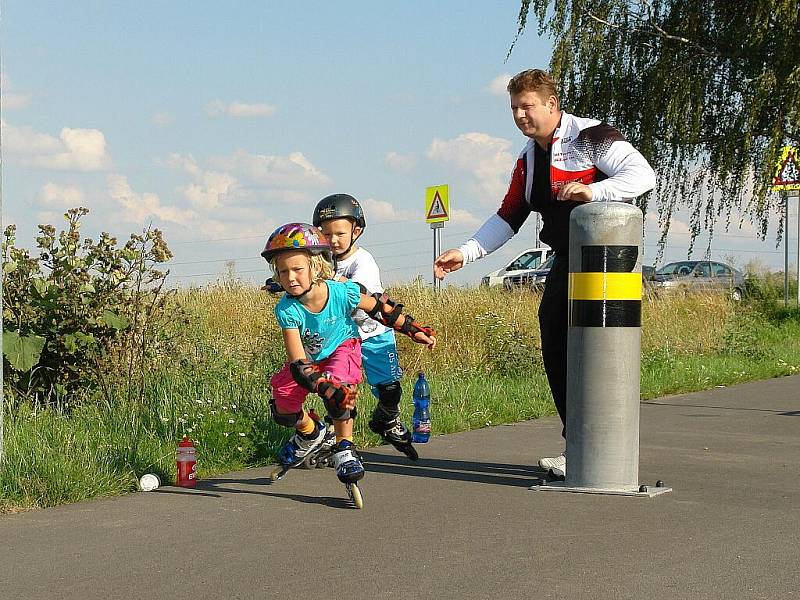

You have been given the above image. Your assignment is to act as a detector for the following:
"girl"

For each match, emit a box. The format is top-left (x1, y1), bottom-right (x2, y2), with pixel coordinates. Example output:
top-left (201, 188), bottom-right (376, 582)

top-left (261, 223), bottom-right (435, 501)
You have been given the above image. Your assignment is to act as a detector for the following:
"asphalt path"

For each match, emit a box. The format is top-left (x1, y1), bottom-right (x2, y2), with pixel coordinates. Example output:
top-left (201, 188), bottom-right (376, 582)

top-left (1, 376), bottom-right (798, 599)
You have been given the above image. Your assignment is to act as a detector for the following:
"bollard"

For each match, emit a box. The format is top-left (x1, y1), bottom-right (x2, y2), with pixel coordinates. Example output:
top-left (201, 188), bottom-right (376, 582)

top-left (533, 201), bottom-right (670, 497)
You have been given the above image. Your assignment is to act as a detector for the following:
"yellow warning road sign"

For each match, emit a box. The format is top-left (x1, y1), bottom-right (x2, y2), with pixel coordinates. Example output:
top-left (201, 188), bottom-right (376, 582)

top-left (771, 146), bottom-right (800, 191)
top-left (425, 184), bottom-right (450, 224)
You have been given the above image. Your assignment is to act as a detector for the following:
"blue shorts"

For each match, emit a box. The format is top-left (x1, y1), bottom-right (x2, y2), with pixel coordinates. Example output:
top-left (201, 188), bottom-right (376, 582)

top-left (361, 329), bottom-right (402, 392)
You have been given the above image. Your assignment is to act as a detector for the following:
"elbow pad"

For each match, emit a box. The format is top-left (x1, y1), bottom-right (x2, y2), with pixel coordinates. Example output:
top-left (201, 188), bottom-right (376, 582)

top-left (366, 292), bottom-right (404, 327)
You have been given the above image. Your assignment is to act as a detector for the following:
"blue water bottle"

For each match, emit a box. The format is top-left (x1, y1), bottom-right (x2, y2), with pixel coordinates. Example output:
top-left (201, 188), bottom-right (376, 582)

top-left (412, 372), bottom-right (431, 444)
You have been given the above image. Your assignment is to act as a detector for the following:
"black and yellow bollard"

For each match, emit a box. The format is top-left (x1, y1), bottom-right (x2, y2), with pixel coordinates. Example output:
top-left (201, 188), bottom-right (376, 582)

top-left (535, 201), bottom-right (670, 497)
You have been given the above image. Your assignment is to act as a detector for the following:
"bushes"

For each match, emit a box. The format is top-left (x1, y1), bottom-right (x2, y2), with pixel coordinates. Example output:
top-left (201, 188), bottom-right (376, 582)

top-left (2, 208), bottom-right (183, 409)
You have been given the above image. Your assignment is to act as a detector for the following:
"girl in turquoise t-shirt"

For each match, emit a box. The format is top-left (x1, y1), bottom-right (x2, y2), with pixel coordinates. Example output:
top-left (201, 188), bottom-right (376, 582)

top-left (262, 223), bottom-right (435, 507)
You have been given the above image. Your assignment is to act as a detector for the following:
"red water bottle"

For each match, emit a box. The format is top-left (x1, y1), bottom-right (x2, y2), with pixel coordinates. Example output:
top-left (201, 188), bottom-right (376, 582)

top-left (176, 436), bottom-right (197, 488)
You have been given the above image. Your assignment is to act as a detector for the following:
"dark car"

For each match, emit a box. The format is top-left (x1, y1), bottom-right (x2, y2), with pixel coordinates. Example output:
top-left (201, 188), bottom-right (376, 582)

top-left (504, 257), bottom-right (656, 292)
top-left (651, 260), bottom-right (746, 300)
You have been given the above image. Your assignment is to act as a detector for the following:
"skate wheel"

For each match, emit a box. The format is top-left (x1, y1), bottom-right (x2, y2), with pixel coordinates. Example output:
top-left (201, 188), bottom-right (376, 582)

top-left (302, 455), bottom-right (317, 469)
top-left (404, 445), bottom-right (419, 461)
top-left (347, 483), bottom-right (364, 509)
top-left (270, 467), bottom-right (286, 482)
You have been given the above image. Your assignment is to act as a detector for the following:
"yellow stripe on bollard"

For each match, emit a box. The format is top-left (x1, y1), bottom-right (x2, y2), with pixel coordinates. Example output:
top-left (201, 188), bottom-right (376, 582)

top-left (568, 272), bottom-right (642, 301)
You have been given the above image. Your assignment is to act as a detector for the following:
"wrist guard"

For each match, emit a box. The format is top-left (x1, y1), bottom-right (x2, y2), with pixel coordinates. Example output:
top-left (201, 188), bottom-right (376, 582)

top-left (289, 358), bottom-right (323, 392)
top-left (317, 376), bottom-right (358, 419)
top-left (366, 293), bottom-right (435, 341)
top-left (289, 359), bottom-right (357, 418)
top-left (396, 315), bottom-right (436, 342)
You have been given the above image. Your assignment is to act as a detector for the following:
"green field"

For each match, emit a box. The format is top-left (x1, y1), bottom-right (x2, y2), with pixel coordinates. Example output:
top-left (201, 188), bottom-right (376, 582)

top-left (2, 283), bottom-right (799, 512)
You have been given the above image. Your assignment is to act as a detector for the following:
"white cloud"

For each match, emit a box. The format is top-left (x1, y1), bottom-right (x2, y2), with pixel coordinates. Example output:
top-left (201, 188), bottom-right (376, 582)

top-left (152, 111), bottom-right (173, 126)
top-left (448, 208), bottom-right (482, 229)
top-left (426, 132), bottom-right (514, 203)
top-left (487, 73), bottom-right (512, 96)
top-left (208, 149), bottom-right (331, 188)
top-left (1, 74), bottom-right (31, 109)
top-left (2, 120), bottom-right (62, 154)
top-left (107, 174), bottom-right (195, 225)
top-left (3, 122), bottom-right (111, 171)
top-left (4, 93), bottom-right (31, 110)
top-left (360, 197), bottom-right (416, 223)
top-left (36, 182), bottom-right (86, 208)
top-left (165, 154), bottom-right (239, 210)
top-left (205, 100), bottom-right (277, 118)
top-left (384, 151), bottom-right (417, 172)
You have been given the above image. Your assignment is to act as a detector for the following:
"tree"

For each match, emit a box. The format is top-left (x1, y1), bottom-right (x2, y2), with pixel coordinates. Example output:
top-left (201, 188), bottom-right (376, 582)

top-left (509, 0), bottom-right (799, 254)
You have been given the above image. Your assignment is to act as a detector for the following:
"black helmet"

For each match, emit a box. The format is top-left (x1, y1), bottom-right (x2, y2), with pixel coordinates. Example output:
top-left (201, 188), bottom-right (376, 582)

top-left (312, 194), bottom-right (366, 229)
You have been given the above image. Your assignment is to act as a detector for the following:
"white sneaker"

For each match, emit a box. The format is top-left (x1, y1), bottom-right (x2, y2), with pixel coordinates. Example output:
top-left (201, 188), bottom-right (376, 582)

top-left (538, 452), bottom-right (565, 470)
top-left (549, 457), bottom-right (566, 478)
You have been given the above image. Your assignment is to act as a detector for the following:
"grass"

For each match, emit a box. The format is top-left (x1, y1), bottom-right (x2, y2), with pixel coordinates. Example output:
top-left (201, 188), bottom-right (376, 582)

top-left (2, 282), bottom-right (800, 512)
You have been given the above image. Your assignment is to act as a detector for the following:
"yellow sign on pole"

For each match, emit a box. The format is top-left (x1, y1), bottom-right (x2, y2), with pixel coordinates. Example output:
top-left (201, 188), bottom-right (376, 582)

top-left (425, 184), bottom-right (450, 224)
top-left (771, 146), bottom-right (800, 191)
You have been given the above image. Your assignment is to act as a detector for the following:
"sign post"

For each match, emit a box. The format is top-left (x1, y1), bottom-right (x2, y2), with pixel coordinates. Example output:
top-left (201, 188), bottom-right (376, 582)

top-left (771, 146), bottom-right (800, 307)
top-left (425, 185), bottom-right (450, 292)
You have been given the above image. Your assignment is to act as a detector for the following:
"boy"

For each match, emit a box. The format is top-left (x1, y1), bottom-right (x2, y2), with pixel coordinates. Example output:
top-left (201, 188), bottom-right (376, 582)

top-left (313, 193), bottom-right (419, 460)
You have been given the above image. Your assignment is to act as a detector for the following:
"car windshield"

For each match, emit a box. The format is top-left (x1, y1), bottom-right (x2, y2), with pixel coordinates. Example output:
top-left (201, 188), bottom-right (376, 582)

top-left (538, 255), bottom-right (555, 271)
top-left (657, 261), bottom-right (697, 277)
top-left (508, 251), bottom-right (544, 270)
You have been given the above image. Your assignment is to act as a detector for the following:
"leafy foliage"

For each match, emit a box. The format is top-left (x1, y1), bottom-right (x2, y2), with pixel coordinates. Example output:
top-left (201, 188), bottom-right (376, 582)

top-left (510, 0), bottom-right (799, 253)
top-left (2, 208), bottom-right (181, 408)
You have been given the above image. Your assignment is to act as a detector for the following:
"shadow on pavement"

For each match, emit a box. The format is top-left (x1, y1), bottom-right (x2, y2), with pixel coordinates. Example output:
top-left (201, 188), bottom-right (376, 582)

top-left (644, 400), bottom-right (800, 415)
top-left (150, 476), bottom-right (353, 509)
top-left (360, 452), bottom-right (546, 488)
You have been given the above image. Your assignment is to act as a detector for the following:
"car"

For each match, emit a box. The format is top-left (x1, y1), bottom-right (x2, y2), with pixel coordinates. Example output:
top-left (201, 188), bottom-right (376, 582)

top-left (650, 260), bottom-right (745, 300)
top-left (503, 254), bottom-right (555, 290)
top-left (502, 257), bottom-right (653, 292)
top-left (481, 246), bottom-right (553, 287)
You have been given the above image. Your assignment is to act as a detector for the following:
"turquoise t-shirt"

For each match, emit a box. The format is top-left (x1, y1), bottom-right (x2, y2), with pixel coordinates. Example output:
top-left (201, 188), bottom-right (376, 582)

top-left (274, 280), bottom-right (361, 361)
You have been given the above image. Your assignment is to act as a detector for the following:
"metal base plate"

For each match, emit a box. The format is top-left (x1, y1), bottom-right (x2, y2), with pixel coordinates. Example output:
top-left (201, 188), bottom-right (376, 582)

top-left (530, 481), bottom-right (672, 497)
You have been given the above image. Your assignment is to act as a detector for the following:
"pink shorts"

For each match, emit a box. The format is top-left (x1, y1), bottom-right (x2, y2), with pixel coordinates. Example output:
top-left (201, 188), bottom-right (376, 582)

top-left (271, 338), bottom-right (363, 414)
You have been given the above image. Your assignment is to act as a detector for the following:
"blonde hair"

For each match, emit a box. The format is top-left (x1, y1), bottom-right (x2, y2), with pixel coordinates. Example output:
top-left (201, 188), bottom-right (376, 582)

top-left (270, 251), bottom-right (333, 283)
top-left (507, 69), bottom-right (559, 108)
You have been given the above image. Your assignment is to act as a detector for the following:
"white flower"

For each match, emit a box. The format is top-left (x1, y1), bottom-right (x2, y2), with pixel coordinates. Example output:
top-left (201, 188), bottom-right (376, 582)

top-left (231, 404), bottom-right (237, 409)
top-left (224, 432), bottom-right (230, 437)
top-left (239, 432), bottom-right (246, 437)
top-left (228, 419), bottom-right (235, 424)
top-left (186, 428), bottom-right (193, 433)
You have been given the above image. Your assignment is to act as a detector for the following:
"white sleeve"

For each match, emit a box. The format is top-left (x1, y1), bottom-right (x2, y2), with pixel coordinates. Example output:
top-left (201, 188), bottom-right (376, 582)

top-left (588, 140), bottom-right (656, 202)
top-left (457, 213), bottom-right (516, 265)
top-left (348, 251), bottom-right (383, 294)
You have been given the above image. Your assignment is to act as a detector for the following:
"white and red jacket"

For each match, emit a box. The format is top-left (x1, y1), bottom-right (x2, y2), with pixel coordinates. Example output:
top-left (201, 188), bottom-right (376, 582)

top-left (459, 111), bottom-right (655, 260)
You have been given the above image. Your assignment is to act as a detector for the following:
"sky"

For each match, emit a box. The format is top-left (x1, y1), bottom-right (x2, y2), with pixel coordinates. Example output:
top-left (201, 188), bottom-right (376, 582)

top-left (2, 1), bottom-right (798, 288)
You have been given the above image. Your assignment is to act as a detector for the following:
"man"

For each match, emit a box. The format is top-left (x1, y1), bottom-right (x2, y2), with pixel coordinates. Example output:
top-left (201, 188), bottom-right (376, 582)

top-left (433, 69), bottom-right (655, 478)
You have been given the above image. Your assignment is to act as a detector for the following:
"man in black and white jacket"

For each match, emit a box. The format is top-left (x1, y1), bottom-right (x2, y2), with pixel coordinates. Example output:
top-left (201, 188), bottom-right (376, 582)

top-left (434, 69), bottom-right (655, 478)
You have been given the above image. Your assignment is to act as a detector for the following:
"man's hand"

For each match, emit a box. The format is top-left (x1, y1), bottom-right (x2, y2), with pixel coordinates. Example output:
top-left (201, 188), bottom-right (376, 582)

top-left (433, 248), bottom-right (465, 280)
top-left (557, 182), bottom-right (593, 202)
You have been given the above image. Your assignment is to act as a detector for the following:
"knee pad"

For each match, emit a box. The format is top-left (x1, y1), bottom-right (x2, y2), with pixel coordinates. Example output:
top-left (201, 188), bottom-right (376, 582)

top-left (269, 398), bottom-right (302, 428)
top-left (322, 383), bottom-right (358, 421)
top-left (376, 381), bottom-right (402, 410)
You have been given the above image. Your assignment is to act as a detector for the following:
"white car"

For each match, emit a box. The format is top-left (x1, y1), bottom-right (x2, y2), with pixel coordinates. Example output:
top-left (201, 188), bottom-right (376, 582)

top-left (480, 246), bottom-right (553, 287)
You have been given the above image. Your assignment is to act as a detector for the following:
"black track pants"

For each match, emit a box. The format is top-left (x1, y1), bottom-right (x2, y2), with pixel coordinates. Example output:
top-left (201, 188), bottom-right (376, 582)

top-left (538, 255), bottom-right (569, 439)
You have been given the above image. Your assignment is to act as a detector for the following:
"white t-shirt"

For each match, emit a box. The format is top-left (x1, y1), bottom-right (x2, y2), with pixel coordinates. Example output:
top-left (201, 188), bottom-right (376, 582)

top-left (336, 247), bottom-right (390, 340)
